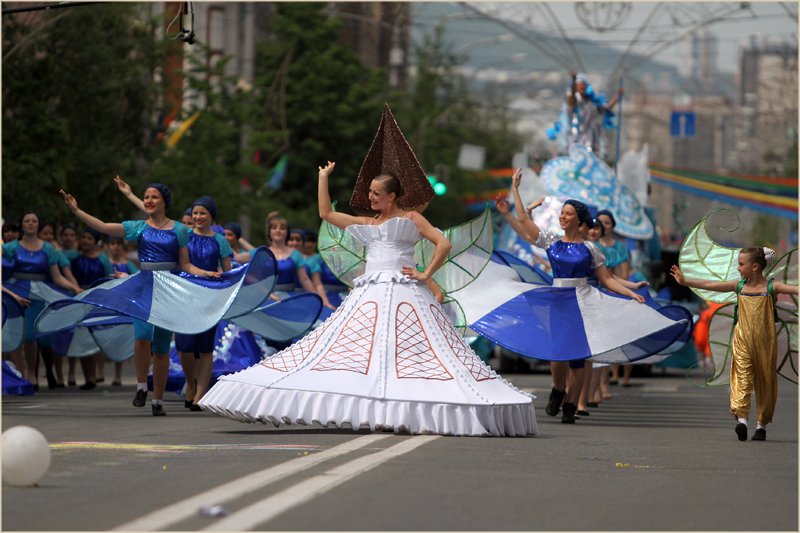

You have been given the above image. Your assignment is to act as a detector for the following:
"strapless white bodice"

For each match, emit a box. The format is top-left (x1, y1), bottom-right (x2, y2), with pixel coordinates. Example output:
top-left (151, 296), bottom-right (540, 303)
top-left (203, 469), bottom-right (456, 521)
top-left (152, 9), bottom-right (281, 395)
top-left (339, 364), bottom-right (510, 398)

top-left (346, 217), bottom-right (422, 275)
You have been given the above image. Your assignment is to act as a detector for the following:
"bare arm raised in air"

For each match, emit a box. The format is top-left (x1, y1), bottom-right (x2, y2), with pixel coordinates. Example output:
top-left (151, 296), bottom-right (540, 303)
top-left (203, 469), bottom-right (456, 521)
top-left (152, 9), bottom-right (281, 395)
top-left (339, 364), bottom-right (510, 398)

top-left (115, 176), bottom-right (146, 213)
top-left (318, 162), bottom-right (369, 230)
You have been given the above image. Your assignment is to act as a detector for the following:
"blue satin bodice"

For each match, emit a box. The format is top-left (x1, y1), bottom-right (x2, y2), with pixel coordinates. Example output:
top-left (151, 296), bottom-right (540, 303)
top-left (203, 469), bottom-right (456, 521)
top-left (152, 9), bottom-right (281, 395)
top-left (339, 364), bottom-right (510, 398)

top-left (546, 241), bottom-right (594, 279)
top-left (138, 227), bottom-right (180, 264)
top-left (114, 263), bottom-right (133, 275)
top-left (71, 254), bottom-right (110, 287)
top-left (276, 254), bottom-right (301, 285)
top-left (185, 232), bottom-right (222, 272)
top-left (7, 244), bottom-right (51, 274)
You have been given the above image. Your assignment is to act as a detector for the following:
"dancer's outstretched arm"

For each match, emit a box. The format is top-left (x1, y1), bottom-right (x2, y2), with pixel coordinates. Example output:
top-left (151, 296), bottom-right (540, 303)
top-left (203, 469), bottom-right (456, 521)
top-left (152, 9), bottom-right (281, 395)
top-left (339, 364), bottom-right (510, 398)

top-left (510, 167), bottom-right (544, 243)
top-left (773, 282), bottom-right (799, 295)
top-left (613, 275), bottom-right (648, 291)
top-left (401, 212), bottom-right (452, 282)
top-left (495, 194), bottom-right (536, 245)
top-left (115, 176), bottom-right (146, 213)
top-left (318, 161), bottom-right (368, 230)
top-left (595, 266), bottom-right (644, 303)
top-left (670, 265), bottom-right (737, 293)
top-left (60, 190), bottom-right (126, 237)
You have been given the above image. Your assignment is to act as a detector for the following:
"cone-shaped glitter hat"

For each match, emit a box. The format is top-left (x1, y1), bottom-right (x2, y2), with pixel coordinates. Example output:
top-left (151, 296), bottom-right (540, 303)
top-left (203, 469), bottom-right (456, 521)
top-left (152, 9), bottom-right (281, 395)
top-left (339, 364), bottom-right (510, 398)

top-left (349, 104), bottom-right (435, 215)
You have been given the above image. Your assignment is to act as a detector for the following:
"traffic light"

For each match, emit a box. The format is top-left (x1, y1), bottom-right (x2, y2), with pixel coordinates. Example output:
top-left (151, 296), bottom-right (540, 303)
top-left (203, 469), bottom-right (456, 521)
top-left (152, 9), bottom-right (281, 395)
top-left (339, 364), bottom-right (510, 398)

top-left (427, 164), bottom-right (449, 196)
top-left (427, 175), bottom-right (447, 195)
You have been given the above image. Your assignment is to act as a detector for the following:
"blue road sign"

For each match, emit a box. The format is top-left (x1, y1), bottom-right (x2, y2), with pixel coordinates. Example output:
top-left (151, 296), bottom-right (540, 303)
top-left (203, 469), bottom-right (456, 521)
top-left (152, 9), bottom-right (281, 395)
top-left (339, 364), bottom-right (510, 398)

top-left (670, 111), bottom-right (696, 138)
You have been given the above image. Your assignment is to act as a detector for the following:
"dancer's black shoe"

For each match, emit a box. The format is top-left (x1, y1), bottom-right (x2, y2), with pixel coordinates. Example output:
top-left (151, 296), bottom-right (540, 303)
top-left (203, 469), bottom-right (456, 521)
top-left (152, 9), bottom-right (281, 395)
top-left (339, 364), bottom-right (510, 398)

top-left (561, 402), bottom-right (577, 424)
top-left (545, 388), bottom-right (566, 417)
top-left (751, 428), bottom-right (766, 441)
top-left (132, 389), bottom-right (147, 407)
top-left (152, 403), bottom-right (166, 416)
top-left (735, 422), bottom-right (747, 441)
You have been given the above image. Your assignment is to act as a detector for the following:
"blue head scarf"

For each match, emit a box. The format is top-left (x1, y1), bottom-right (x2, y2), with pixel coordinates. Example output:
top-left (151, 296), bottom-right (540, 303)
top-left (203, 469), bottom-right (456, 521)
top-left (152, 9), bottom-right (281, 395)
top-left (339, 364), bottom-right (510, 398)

top-left (144, 183), bottom-right (172, 209)
top-left (596, 209), bottom-right (616, 228)
top-left (223, 222), bottom-right (242, 239)
top-left (192, 196), bottom-right (217, 220)
top-left (564, 199), bottom-right (593, 228)
top-left (591, 218), bottom-right (606, 237)
top-left (83, 227), bottom-right (102, 244)
top-left (60, 224), bottom-right (76, 237)
top-left (183, 207), bottom-right (193, 218)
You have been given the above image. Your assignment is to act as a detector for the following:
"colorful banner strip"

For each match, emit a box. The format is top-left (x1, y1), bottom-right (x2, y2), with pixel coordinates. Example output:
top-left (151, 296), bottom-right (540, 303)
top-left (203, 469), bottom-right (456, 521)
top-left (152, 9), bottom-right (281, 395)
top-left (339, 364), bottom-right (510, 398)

top-left (650, 168), bottom-right (797, 219)
top-left (650, 164), bottom-right (797, 197)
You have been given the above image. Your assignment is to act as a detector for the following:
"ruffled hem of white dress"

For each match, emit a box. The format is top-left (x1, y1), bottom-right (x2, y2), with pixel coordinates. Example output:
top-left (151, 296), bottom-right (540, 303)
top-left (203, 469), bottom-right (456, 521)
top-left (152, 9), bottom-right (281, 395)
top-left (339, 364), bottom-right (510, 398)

top-left (198, 381), bottom-right (537, 437)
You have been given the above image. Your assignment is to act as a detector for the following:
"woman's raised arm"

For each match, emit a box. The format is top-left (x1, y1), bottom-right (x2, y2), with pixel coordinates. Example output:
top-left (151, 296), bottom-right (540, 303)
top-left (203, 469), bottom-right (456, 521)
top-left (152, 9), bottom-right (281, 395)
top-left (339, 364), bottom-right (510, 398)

top-left (60, 190), bottom-right (126, 238)
top-left (115, 176), bottom-right (146, 213)
top-left (318, 161), bottom-right (367, 230)
top-left (510, 168), bottom-right (543, 243)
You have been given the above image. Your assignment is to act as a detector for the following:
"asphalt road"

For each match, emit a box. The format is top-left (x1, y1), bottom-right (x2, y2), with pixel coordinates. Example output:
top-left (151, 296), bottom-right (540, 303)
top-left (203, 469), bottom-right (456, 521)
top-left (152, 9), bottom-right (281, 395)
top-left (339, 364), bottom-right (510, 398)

top-left (2, 365), bottom-right (797, 531)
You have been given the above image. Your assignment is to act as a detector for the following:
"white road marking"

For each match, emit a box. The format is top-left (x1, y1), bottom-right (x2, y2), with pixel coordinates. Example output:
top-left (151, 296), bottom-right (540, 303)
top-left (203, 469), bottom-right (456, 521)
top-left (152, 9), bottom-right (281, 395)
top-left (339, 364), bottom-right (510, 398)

top-left (203, 435), bottom-right (441, 531)
top-left (19, 404), bottom-right (48, 409)
top-left (111, 433), bottom-right (392, 531)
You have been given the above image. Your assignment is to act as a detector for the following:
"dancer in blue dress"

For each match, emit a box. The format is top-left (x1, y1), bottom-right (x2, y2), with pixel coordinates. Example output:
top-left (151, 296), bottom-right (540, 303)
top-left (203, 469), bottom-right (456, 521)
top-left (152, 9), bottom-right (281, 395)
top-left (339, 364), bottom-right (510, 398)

top-left (37, 183), bottom-right (276, 416)
top-left (3, 212), bottom-right (82, 389)
top-left (67, 227), bottom-right (114, 388)
top-left (463, 169), bottom-right (687, 422)
top-left (107, 235), bottom-right (139, 277)
top-left (174, 196), bottom-right (234, 411)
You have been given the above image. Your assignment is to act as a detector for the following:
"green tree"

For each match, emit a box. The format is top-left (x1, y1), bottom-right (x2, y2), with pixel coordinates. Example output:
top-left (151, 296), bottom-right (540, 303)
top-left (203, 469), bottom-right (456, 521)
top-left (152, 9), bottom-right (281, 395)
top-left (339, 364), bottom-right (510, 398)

top-left (2, 4), bottom-right (164, 227)
top-left (387, 27), bottom-right (525, 229)
top-left (142, 52), bottom-right (269, 228)
top-left (245, 3), bottom-right (386, 242)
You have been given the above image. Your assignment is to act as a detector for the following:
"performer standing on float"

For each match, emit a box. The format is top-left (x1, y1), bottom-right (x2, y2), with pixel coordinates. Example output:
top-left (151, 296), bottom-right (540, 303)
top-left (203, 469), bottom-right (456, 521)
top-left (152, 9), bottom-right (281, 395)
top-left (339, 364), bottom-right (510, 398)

top-left (547, 72), bottom-right (623, 158)
top-left (200, 105), bottom-right (536, 436)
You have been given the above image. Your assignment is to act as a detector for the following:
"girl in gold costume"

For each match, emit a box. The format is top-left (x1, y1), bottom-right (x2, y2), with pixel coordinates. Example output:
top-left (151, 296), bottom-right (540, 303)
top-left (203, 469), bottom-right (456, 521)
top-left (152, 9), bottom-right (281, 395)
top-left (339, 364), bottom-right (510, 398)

top-left (671, 247), bottom-right (798, 441)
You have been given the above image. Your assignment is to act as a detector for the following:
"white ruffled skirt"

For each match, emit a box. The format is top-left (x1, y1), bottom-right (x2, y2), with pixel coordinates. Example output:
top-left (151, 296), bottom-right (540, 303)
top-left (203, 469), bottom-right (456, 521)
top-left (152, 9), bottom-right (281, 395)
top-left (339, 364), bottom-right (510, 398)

top-left (199, 270), bottom-right (537, 436)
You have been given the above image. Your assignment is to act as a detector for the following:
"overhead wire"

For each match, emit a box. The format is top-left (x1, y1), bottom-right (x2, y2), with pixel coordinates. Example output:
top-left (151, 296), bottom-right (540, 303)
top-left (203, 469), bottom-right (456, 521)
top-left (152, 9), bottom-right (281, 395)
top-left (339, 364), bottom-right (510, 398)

top-left (541, 2), bottom-right (586, 72)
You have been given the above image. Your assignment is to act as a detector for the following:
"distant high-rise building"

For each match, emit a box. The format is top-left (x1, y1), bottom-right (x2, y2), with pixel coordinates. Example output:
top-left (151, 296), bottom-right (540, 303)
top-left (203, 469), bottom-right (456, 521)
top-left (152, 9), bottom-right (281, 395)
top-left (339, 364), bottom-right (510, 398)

top-left (334, 3), bottom-right (410, 88)
top-left (731, 34), bottom-right (798, 172)
top-left (679, 30), bottom-right (718, 79)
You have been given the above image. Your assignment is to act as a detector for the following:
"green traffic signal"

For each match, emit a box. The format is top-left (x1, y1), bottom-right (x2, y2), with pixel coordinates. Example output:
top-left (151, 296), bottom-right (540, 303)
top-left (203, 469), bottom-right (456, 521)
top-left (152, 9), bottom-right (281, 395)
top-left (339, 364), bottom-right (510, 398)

top-left (433, 182), bottom-right (446, 195)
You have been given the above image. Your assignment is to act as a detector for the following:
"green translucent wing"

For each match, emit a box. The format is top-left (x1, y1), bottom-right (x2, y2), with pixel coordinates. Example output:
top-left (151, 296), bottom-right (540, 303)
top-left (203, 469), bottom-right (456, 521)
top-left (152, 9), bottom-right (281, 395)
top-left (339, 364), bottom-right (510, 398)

top-left (318, 203), bottom-right (366, 289)
top-left (766, 248), bottom-right (798, 383)
top-left (706, 302), bottom-right (798, 386)
top-left (441, 297), bottom-right (468, 336)
top-left (766, 248), bottom-right (798, 289)
top-left (776, 305), bottom-right (798, 384)
top-left (678, 209), bottom-right (741, 304)
top-left (706, 303), bottom-right (735, 385)
top-left (415, 205), bottom-right (493, 294)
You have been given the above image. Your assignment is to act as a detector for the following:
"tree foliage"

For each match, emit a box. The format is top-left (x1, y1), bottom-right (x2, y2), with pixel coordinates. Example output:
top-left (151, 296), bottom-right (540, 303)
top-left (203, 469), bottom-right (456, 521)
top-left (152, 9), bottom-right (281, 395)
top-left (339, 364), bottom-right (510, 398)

top-left (2, 3), bottom-right (163, 227)
top-left (2, 3), bottom-right (525, 241)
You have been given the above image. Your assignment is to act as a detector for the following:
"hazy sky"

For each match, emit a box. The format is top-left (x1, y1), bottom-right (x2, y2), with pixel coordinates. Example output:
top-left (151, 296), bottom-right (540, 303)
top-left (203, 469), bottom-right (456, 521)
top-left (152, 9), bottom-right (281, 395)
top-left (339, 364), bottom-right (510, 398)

top-left (542, 2), bottom-right (797, 73)
top-left (412, 2), bottom-right (798, 74)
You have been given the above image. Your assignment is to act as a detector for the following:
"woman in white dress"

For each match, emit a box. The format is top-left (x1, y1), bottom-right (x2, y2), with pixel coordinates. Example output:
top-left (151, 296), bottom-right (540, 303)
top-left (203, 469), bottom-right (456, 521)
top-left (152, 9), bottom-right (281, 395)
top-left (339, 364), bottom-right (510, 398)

top-left (199, 106), bottom-right (536, 436)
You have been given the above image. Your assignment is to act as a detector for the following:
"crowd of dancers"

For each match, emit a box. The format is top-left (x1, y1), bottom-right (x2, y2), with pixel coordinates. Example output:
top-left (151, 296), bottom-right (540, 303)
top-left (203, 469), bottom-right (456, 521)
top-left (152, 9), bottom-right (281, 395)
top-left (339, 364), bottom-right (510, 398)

top-left (3, 104), bottom-right (793, 441)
